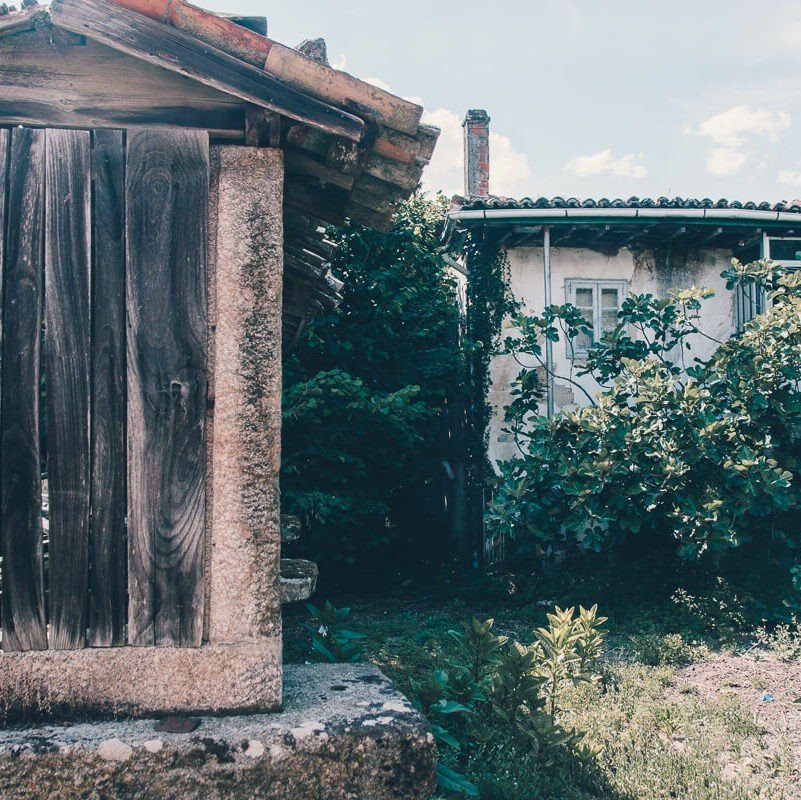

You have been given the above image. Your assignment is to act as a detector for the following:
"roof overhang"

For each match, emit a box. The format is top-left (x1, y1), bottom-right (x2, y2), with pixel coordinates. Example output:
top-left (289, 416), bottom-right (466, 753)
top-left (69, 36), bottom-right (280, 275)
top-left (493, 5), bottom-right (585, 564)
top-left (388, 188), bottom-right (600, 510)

top-left (448, 206), bottom-right (801, 251)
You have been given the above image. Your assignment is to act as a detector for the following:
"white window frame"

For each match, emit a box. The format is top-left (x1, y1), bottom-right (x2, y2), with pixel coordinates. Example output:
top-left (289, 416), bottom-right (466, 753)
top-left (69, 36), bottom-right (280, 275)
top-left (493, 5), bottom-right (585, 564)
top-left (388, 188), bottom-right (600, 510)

top-left (564, 278), bottom-right (627, 359)
top-left (764, 235), bottom-right (801, 268)
top-left (737, 234), bottom-right (800, 331)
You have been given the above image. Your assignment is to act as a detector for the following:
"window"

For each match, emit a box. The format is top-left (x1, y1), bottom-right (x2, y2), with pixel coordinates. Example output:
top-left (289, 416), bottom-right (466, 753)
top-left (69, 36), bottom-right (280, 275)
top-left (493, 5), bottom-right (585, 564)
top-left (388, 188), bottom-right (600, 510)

top-left (737, 236), bottom-right (800, 330)
top-left (564, 279), bottom-right (626, 358)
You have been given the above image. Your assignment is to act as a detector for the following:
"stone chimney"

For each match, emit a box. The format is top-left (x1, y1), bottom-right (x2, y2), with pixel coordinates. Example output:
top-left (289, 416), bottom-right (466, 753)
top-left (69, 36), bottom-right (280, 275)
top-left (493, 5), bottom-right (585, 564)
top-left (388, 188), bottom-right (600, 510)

top-left (463, 109), bottom-right (490, 197)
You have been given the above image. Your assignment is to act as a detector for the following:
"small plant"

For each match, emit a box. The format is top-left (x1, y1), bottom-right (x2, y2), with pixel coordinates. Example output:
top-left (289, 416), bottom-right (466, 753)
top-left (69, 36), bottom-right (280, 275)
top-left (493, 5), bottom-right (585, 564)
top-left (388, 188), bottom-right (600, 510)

top-left (409, 669), bottom-right (479, 798)
top-left (534, 605), bottom-right (607, 720)
top-left (303, 601), bottom-right (366, 663)
top-left (671, 579), bottom-right (748, 643)
top-left (447, 617), bottom-right (507, 693)
top-left (755, 615), bottom-right (801, 662)
top-left (629, 632), bottom-right (708, 666)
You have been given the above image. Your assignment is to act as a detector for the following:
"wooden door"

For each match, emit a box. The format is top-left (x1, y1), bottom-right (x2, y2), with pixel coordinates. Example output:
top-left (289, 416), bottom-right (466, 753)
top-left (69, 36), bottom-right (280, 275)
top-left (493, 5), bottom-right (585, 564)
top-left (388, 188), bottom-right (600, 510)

top-left (0, 126), bottom-right (209, 651)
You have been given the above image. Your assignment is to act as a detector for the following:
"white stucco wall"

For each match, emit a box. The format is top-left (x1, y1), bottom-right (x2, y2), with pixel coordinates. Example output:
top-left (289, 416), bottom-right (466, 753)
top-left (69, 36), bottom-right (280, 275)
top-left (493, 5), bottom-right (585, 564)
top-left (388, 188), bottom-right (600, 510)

top-left (489, 244), bottom-right (738, 464)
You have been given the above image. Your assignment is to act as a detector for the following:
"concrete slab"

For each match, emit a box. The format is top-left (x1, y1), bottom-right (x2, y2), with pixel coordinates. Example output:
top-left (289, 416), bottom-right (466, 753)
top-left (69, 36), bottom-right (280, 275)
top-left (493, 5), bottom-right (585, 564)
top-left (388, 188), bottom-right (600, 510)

top-left (0, 664), bottom-right (436, 800)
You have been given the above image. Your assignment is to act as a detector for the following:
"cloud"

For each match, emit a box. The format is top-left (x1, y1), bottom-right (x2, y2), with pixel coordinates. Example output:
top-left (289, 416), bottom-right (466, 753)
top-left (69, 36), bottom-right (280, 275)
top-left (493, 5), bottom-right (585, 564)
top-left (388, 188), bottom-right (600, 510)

top-left (778, 169), bottom-right (801, 187)
top-left (706, 147), bottom-right (747, 177)
top-left (489, 131), bottom-right (533, 197)
top-left (330, 53), bottom-right (348, 71)
top-left (693, 105), bottom-right (790, 176)
top-left (363, 77), bottom-right (533, 197)
top-left (417, 107), bottom-right (532, 197)
top-left (564, 148), bottom-right (647, 179)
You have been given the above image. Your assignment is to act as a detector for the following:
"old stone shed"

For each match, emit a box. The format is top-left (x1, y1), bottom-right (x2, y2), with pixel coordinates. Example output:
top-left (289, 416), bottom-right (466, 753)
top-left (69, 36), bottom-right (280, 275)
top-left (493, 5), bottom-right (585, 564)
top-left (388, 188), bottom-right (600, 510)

top-left (0, 0), bottom-right (437, 717)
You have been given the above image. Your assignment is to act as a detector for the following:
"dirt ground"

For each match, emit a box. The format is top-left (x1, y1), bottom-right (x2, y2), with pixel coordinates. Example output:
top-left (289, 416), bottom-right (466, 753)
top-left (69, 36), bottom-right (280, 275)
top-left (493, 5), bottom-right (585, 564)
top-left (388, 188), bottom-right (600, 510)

top-left (675, 651), bottom-right (801, 794)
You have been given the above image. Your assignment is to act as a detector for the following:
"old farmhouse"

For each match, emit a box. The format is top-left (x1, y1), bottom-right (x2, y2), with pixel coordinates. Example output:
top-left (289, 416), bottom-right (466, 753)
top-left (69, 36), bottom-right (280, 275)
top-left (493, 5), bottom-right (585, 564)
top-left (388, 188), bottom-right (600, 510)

top-left (451, 110), bottom-right (801, 464)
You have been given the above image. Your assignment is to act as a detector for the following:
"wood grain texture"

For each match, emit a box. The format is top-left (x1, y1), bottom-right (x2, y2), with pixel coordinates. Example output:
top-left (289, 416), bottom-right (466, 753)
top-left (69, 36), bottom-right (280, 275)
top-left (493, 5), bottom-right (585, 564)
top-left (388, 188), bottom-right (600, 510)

top-left (0, 129), bottom-right (6, 642)
top-left (45, 129), bottom-right (92, 651)
top-left (126, 129), bottom-right (208, 648)
top-left (89, 130), bottom-right (128, 648)
top-left (0, 32), bottom-right (245, 140)
top-left (0, 128), bottom-right (47, 652)
top-left (50, 0), bottom-right (365, 142)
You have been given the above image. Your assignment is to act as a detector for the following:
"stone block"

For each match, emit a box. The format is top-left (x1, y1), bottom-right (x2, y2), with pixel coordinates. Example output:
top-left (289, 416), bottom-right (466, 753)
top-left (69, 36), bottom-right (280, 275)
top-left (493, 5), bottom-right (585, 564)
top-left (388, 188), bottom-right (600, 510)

top-left (0, 664), bottom-right (437, 800)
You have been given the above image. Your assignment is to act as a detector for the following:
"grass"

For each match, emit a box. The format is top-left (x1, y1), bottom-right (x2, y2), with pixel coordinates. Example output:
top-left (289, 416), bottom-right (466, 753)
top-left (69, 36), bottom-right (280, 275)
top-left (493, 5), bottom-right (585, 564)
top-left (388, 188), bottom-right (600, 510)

top-left (284, 553), bottom-right (801, 799)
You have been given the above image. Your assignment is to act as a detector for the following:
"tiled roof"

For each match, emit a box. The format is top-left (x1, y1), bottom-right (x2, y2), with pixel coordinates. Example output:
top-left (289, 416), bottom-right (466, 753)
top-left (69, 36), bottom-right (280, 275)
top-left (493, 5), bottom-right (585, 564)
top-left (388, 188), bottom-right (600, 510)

top-left (459, 196), bottom-right (801, 214)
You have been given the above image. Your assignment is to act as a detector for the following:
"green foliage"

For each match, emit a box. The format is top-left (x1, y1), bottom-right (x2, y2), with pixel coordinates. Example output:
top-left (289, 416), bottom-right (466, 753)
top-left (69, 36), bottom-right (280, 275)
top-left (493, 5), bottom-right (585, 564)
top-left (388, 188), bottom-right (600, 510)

top-left (303, 601), bottom-right (366, 663)
top-left (628, 632), bottom-right (708, 666)
top-left (670, 579), bottom-right (748, 643)
top-left (410, 607), bottom-right (608, 796)
top-left (755, 615), bottom-right (801, 661)
top-left (462, 236), bottom-right (518, 543)
top-left (487, 260), bottom-right (801, 599)
top-left (281, 193), bottom-right (467, 563)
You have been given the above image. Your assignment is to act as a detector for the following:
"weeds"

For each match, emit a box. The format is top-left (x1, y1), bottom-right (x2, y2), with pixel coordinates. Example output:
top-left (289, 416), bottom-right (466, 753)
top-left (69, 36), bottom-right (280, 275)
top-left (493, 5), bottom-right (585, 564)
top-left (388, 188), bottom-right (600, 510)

top-left (755, 615), bottom-right (801, 661)
top-left (302, 601), bottom-right (366, 663)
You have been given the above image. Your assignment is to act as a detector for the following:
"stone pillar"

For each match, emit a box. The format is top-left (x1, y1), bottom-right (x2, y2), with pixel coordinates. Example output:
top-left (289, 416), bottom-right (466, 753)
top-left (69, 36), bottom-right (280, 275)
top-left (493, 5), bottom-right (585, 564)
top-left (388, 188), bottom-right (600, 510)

top-left (463, 109), bottom-right (490, 197)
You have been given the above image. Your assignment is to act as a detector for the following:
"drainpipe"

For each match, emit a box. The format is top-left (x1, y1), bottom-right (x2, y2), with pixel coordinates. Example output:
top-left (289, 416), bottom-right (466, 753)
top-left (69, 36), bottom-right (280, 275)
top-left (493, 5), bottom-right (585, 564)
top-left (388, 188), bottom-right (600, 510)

top-left (543, 226), bottom-right (554, 418)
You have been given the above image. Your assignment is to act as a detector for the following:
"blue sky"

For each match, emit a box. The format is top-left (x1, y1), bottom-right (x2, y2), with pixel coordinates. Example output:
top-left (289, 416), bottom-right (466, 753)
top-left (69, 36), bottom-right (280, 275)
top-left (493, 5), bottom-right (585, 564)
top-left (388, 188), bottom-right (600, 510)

top-left (206, 0), bottom-right (801, 203)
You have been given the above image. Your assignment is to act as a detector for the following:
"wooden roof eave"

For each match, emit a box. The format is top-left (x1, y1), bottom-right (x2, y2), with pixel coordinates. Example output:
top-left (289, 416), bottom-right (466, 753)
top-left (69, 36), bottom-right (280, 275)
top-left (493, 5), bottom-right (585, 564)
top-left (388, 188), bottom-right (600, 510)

top-left (103, 0), bottom-right (424, 136)
top-left (49, 0), bottom-right (366, 142)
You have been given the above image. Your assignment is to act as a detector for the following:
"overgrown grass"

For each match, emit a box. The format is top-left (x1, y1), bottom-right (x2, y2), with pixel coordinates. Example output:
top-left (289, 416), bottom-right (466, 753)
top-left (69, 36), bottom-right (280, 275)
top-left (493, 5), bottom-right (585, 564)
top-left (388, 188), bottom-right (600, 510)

top-left (284, 558), bottom-right (800, 799)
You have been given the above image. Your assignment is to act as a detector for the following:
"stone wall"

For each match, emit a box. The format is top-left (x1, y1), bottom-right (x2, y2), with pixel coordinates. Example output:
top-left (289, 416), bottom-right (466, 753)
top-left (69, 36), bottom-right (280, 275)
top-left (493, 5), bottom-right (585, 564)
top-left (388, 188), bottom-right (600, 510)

top-left (489, 243), bottom-right (738, 464)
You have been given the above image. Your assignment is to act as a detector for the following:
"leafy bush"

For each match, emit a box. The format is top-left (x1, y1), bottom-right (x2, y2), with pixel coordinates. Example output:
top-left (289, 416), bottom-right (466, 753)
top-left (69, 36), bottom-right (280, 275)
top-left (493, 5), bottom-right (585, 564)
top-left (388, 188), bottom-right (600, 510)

top-left (282, 194), bottom-right (466, 567)
top-left (487, 261), bottom-right (801, 602)
top-left (410, 607), bottom-right (608, 796)
top-left (628, 633), bottom-right (708, 666)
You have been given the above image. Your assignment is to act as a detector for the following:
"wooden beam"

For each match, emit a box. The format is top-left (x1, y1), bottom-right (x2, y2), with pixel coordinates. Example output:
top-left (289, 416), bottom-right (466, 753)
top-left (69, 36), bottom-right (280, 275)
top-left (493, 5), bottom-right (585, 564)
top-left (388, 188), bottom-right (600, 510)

top-left (0, 32), bottom-right (245, 138)
top-left (50, 0), bottom-right (365, 142)
top-left (0, 128), bottom-right (48, 652)
top-left (0, 6), bottom-right (45, 38)
top-left (284, 150), bottom-right (356, 191)
top-left (89, 129), bottom-right (127, 648)
top-left (244, 106), bottom-right (282, 147)
top-left (126, 129), bottom-right (208, 648)
top-left (44, 129), bottom-right (92, 651)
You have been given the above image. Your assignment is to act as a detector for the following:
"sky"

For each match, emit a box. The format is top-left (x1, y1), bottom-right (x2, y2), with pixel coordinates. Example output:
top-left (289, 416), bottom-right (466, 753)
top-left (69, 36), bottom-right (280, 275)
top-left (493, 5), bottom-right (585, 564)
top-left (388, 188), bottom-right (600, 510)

top-left (205, 0), bottom-right (801, 203)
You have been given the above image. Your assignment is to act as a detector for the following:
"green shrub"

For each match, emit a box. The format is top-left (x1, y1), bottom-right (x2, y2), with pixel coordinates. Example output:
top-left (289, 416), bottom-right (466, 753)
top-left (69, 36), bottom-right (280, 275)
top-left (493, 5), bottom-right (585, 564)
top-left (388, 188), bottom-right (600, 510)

top-left (411, 606), bottom-right (608, 796)
top-left (628, 633), bottom-right (708, 666)
top-left (487, 261), bottom-right (801, 604)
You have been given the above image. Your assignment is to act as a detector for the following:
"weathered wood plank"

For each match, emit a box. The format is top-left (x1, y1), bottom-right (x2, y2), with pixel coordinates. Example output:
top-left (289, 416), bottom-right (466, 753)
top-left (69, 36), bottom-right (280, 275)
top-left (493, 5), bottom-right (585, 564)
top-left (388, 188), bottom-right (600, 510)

top-left (0, 128), bottom-right (47, 652)
top-left (0, 32), bottom-right (245, 139)
top-left (45, 129), bottom-right (92, 651)
top-left (126, 129), bottom-right (208, 648)
top-left (89, 129), bottom-right (127, 648)
top-left (0, 129), bottom-right (6, 643)
top-left (50, 0), bottom-right (365, 142)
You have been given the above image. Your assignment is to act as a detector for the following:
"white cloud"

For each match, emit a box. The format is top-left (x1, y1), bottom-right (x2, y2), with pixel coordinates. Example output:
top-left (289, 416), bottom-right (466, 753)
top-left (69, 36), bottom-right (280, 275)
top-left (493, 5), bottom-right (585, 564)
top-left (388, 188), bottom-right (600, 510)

top-left (564, 148), bottom-right (647, 179)
top-left (706, 147), bottom-right (747, 177)
top-left (778, 169), bottom-right (801, 187)
top-left (331, 53), bottom-right (348, 71)
top-left (417, 107), bottom-right (532, 197)
top-left (489, 131), bottom-right (533, 197)
top-left (698, 105), bottom-right (790, 147)
top-left (693, 105), bottom-right (790, 176)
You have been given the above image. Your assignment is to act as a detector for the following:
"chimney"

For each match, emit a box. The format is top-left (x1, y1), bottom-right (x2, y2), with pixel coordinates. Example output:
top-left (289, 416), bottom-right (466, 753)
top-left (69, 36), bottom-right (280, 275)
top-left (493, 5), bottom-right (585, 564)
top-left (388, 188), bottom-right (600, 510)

top-left (463, 109), bottom-right (490, 197)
